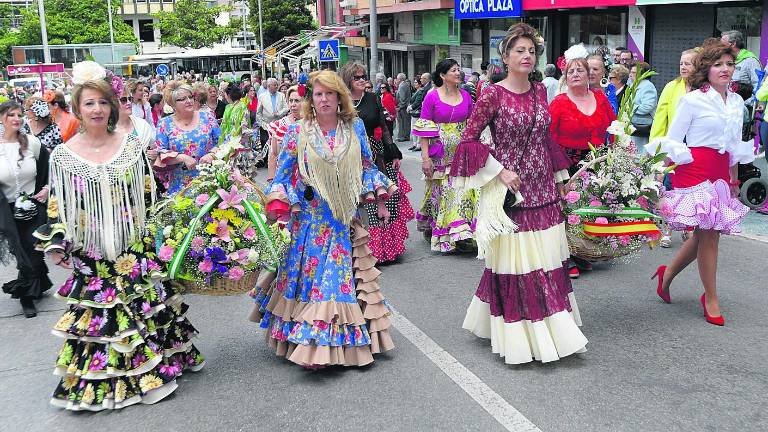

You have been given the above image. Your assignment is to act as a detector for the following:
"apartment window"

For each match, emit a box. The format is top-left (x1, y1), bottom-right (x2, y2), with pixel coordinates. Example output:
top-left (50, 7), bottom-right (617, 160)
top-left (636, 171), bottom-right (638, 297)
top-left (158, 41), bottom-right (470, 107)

top-left (414, 13), bottom-right (423, 41)
top-left (138, 19), bottom-right (155, 42)
top-left (448, 11), bottom-right (458, 40)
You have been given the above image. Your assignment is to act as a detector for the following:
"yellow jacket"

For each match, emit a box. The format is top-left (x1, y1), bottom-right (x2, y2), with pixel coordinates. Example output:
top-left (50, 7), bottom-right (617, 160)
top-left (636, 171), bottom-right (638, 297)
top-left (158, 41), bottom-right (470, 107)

top-left (650, 78), bottom-right (688, 140)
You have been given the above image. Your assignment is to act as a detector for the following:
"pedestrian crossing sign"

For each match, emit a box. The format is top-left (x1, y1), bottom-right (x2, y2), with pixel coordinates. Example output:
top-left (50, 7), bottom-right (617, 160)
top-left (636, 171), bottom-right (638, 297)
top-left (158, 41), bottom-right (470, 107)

top-left (318, 39), bottom-right (340, 62)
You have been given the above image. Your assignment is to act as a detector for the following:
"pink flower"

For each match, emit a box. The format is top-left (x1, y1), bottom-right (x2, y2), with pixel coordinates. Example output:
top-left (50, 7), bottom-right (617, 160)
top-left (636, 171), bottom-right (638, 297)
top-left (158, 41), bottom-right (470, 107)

top-left (190, 236), bottom-right (206, 251)
top-left (594, 217), bottom-right (609, 225)
top-left (216, 186), bottom-right (246, 213)
top-left (228, 266), bottom-right (245, 280)
top-left (340, 283), bottom-right (351, 294)
top-left (214, 219), bottom-right (232, 242)
top-left (660, 202), bottom-right (674, 217)
top-left (198, 259), bottom-right (214, 273)
top-left (314, 320), bottom-right (329, 331)
top-left (636, 196), bottom-right (649, 210)
top-left (564, 191), bottom-right (580, 204)
top-left (310, 288), bottom-right (322, 300)
top-left (567, 214), bottom-right (581, 225)
top-left (590, 200), bottom-right (603, 207)
top-left (242, 226), bottom-right (256, 240)
top-left (195, 193), bottom-right (210, 206)
top-left (158, 245), bottom-right (175, 262)
top-left (87, 277), bottom-right (104, 291)
top-left (619, 235), bottom-right (632, 246)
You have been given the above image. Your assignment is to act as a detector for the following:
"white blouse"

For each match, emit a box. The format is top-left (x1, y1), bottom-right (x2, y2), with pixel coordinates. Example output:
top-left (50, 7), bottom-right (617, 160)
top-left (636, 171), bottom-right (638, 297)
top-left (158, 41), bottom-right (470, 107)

top-left (647, 88), bottom-right (755, 166)
top-left (0, 135), bottom-right (41, 201)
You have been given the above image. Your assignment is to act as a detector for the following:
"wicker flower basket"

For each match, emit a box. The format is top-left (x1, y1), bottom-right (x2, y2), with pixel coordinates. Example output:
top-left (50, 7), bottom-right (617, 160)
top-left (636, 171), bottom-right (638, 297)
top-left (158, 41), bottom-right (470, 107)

top-left (566, 233), bottom-right (640, 263)
top-left (173, 269), bottom-right (260, 296)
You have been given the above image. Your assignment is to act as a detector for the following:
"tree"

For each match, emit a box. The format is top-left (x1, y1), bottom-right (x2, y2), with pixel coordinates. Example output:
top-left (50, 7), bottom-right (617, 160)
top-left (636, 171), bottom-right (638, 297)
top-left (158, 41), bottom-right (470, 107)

top-left (13, 0), bottom-right (137, 47)
top-left (153, 0), bottom-right (241, 49)
top-left (248, 0), bottom-right (315, 49)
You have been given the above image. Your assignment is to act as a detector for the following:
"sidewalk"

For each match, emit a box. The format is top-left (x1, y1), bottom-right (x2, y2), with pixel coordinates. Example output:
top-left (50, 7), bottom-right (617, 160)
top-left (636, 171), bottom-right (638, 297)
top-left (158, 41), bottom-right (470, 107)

top-left (740, 154), bottom-right (768, 241)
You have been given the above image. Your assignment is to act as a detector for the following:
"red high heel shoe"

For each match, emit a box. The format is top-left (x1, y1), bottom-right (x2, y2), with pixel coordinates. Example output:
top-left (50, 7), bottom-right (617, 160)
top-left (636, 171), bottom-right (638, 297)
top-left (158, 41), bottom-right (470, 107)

top-left (700, 294), bottom-right (725, 326)
top-left (651, 265), bottom-right (670, 304)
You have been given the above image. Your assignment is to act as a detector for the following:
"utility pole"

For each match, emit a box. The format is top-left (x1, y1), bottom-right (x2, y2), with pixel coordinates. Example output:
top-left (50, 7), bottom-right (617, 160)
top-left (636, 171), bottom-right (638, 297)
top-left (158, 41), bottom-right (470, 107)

top-left (37, 0), bottom-right (51, 63)
top-left (369, 0), bottom-right (378, 80)
top-left (257, 0), bottom-right (265, 79)
top-left (107, 0), bottom-right (116, 64)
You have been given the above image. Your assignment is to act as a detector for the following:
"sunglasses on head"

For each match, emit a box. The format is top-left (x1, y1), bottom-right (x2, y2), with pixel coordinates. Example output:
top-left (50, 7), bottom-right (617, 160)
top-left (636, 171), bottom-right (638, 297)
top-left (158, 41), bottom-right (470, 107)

top-left (353, 74), bottom-right (368, 81)
top-left (119, 96), bottom-right (134, 104)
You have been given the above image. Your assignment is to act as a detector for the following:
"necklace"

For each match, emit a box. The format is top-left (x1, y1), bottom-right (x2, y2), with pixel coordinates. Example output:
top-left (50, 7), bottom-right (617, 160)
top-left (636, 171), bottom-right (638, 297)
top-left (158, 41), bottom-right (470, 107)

top-left (352, 92), bottom-right (364, 108)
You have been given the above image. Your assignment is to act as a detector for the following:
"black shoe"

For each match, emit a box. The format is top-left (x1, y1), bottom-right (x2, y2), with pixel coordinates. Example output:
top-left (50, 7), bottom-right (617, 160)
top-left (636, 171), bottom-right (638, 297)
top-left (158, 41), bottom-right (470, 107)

top-left (410, 146), bottom-right (421, 152)
top-left (20, 297), bottom-right (36, 318)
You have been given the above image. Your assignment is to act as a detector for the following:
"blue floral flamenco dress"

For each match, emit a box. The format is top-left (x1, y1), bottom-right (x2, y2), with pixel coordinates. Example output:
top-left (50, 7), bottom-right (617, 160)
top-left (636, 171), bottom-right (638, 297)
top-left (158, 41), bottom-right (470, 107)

top-left (250, 118), bottom-right (396, 367)
top-left (34, 134), bottom-right (204, 410)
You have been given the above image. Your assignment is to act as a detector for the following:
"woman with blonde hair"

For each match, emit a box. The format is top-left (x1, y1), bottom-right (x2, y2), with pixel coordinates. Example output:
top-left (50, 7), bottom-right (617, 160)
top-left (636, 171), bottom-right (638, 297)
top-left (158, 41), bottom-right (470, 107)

top-left (252, 70), bottom-right (396, 368)
top-left (153, 81), bottom-right (220, 194)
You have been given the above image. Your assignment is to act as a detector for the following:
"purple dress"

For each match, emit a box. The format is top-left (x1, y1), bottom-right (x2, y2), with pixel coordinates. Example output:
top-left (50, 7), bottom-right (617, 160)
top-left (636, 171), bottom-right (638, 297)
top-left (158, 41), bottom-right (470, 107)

top-left (450, 82), bottom-right (588, 364)
top-left (412, 88), bottom-right (477, 252)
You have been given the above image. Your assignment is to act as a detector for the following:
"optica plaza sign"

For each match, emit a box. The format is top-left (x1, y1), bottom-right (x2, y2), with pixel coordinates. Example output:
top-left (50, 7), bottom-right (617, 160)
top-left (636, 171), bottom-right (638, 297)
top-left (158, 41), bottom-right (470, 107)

top-left (522, 0), bottom-right (634, 9)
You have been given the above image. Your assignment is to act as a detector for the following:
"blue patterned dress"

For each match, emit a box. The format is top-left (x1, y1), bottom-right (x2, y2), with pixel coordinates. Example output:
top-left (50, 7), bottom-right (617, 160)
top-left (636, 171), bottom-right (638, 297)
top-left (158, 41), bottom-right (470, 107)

top-left (154, 111), bottom-right (221, 194)
top-left (252, 118), bottom-right (395, 367)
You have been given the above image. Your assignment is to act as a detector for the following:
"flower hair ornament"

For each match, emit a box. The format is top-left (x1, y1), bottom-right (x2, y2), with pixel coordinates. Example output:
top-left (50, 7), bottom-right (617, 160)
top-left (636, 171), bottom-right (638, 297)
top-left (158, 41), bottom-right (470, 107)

top-left (29, 99), bottom-right (51, 118)
top-left (296, 72), bottom-right (311, 99)
top-left (564, 44), bottom-right (590, 63)
top-left (71, 61), bottom-right (124, 97)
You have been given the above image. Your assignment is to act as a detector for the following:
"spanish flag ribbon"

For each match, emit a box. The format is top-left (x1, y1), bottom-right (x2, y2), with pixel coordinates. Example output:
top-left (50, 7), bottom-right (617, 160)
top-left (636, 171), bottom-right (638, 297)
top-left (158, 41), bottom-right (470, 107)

top-left (582, 220), bottom-right (661, 237)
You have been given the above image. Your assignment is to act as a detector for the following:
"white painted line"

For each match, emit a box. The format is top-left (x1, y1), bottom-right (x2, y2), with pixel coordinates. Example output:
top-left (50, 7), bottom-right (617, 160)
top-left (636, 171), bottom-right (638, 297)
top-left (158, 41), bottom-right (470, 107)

top-left (389, 306), bottom-right (542, 432)
top-left (735, 232), bottom-right (768, 243)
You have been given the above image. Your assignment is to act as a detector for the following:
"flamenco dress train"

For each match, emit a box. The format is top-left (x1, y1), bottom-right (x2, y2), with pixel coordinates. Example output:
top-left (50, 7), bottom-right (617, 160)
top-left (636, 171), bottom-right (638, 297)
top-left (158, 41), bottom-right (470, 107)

top-left (36, 134), bottom-right (204, 410)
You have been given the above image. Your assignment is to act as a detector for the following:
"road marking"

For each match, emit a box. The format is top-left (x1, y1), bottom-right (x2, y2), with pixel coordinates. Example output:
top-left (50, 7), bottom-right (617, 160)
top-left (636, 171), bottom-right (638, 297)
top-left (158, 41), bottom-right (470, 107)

top-left (389, 306), bottom-right (542, 432)
top-left (735, 232), bottom-right (768, 243)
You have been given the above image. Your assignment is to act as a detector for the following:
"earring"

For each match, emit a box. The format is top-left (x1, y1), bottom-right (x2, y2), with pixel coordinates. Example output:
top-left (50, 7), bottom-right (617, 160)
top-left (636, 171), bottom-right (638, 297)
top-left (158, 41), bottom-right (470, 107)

top-left (337, 104), bottom-right (341, 113)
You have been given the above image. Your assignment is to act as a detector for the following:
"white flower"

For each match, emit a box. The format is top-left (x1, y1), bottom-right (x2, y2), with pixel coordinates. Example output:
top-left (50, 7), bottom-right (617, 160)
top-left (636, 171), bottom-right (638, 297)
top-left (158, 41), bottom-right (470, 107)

top-left (215, 136), bottom-right (244, 160)
top-left (163, 226), bottom-right (174, 238)
top-left (606, 120), bottom-right (628, 137)
top-left (640, 174), bottom-right (660, 193)
top-left (247, 249), bottom-right (260, 263)
top-left (72, 61), bottom-right (106, 85)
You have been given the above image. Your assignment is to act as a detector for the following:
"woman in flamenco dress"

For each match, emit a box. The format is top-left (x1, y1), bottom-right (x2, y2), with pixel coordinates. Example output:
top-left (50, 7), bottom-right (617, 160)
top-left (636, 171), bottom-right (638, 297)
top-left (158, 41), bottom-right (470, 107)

top-left (251, 71), bottom-right (396, 367)
top-left (34, 62), bottom-right (204, 410)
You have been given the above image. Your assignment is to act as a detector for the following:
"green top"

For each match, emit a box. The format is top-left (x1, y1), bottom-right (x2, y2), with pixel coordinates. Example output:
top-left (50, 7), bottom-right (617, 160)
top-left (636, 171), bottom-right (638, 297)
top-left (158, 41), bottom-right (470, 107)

top-left (219, 99), bottom-right (251, 145)
top-left (650, 78), bottom-right (688, 140)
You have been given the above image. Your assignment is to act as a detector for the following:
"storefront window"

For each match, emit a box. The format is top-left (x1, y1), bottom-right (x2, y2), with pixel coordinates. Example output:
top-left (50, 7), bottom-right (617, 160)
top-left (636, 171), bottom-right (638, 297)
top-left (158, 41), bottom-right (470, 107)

top-left (490, 17), bottom-right (549, 69)
top-left (567, 12), bottom-right (626, 53)
top-left (716, 6), bottom-right (762, 57)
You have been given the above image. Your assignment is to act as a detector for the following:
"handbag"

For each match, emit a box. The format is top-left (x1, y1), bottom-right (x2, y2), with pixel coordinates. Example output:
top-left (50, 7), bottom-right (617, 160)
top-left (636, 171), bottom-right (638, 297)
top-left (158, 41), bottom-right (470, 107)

top-left (631, 122), bottom-right (652, 137)
top-left (13, 193), bottom-right (38, 221)
top-left (503, 82), bottom-right (538, 212)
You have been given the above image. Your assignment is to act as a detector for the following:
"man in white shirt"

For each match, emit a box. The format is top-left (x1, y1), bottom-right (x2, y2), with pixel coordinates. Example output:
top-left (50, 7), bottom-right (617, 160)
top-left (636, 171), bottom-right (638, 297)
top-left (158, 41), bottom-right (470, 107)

top-left (256, 78), bottom-right (288, 148)
top-left (542, 64), bottom-right (559, 104)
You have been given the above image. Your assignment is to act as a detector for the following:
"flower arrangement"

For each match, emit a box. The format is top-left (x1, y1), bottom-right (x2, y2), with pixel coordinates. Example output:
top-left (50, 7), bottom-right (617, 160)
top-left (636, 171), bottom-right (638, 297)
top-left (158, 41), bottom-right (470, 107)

top-left (563, 69), bottom-right (674, 260)
top-left (148, 138), bottom-right (290, 291)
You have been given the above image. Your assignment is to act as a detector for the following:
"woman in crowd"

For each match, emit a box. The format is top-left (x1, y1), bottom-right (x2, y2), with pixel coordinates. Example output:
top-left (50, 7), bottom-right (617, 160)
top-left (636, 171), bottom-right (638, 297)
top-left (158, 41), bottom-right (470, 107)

top-left (265, 86), bottom-right (302, 181)
top-left (148, 93), bottom-right (165, 129)
top-left (128, 80), bottom-right (152, 123)
top-left (550, 56), bottom-right (616, 278)
top-left (34, 61), bottom-right (203, 410)
top-left (650, 39), bottom-right (754, 326)
top-left (379, 83), bottom-right (397, 136)
top-left (608, 64), bottom-right (630, 110)
top-left (206, 83), bottom-right (227, 121)
top-left (452, 23), bottom-right (587, 364)
top-left (0, 101), bottom-right (51, 318)
top-left (23, 98), bottom-right (63, 151)
top-left (340, 61), bottom-right (414, 263)
top-left (414, 58), bottom-right (477, 253)
top-left (193, 82), bottom-right (209, 112)
top-left (116, 83), bottom-right (155, 147)
top-left (629, 61), bottom-right (658, 150)
top-left (218, 85), bottom-right (251, 145)
top-left (47, 90), bottom-right (80, 143)
top-left (254, 70), bottom-right (395, 367)
top-left (651, 48), bottom-right (698, 248)
top-left (154, 82), bottom-right (221, 194)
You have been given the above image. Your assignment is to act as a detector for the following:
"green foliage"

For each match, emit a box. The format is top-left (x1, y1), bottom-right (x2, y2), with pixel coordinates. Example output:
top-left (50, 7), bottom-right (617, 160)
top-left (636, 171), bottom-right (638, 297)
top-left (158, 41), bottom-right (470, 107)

top-left (153, 0), bottom-right (241, 49)
top-left (248, 0), bottom-right (315, 48)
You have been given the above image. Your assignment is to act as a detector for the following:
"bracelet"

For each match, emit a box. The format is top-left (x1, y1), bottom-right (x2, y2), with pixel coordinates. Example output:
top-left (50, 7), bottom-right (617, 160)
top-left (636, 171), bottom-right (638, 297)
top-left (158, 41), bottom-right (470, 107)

top-left (729, 179), bottom-right (741, 186)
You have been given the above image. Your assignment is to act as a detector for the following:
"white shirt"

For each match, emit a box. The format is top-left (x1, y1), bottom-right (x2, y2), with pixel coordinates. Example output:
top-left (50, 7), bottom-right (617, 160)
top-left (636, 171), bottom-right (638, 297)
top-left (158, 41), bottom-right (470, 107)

top-left (0, 135), bottom-right (40, 200)
top-left (131, 101), bottom-right (151, 121)
top-left (648, 88), bottom-right (755, 166)
top-left (542, 76), bottom-right (559, 104)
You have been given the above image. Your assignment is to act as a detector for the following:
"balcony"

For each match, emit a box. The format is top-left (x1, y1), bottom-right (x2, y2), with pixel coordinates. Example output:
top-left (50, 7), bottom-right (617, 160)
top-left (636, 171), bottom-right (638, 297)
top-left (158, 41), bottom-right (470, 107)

top-left (344, 0), bottom-right (454, 16)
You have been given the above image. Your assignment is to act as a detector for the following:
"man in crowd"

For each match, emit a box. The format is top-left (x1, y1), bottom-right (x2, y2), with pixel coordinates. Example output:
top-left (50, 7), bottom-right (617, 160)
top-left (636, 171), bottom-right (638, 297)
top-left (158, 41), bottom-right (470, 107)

top-left (613, 47), bottom-right (626, 65)
top-left (619, 49), bottom-right (634, 67)
top-left (407, 72), bottom-right (432, 151)
top-left (721, 30), bottom-right (761, 96)
top-left (256, 77), bottom-right (288, 148)
top-left (395, 72), bottom-right (412, 142)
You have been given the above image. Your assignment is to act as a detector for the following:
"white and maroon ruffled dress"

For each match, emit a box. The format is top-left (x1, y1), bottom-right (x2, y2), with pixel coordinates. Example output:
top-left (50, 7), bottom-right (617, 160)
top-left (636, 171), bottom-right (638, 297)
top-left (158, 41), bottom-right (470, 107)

top-left (451, 82), bottom-right (588, 364)
top-left (647, 87), bottom-right (754, 233)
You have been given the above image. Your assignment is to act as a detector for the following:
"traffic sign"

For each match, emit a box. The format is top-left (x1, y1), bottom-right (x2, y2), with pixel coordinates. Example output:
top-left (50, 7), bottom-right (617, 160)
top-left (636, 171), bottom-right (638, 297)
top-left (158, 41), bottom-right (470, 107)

top-left (155, 64), bottom-right (169, 76)
top-left (6, 63), bottom-right (65, 76)
top-left (318, 40), bottom-right (340, 62)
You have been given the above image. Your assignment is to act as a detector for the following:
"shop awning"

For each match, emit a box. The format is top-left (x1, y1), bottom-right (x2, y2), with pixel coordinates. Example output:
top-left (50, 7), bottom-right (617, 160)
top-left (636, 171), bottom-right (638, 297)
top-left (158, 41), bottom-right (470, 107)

top-left (377, 43), bottom-right (434, 52)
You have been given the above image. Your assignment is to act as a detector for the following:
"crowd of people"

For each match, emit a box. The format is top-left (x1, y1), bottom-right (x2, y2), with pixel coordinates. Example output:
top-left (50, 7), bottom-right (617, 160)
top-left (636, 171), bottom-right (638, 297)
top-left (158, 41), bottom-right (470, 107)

top-left (0, 23), bottom-right (761, 411)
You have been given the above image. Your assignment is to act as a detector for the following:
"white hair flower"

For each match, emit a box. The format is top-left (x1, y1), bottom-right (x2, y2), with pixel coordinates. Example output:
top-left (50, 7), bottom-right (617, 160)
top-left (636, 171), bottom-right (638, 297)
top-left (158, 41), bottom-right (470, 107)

top-left (71, 61), bottom-right (107, 85)
top-left (564, 44), bottom-right (590, 62)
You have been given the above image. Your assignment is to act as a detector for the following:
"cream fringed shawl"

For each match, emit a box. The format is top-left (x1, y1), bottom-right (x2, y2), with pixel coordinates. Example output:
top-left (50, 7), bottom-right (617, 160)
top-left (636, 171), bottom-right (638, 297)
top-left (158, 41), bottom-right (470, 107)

top-left (49, 134), bottom-right (156, 261)
top-left (297, 120), bottom-right (363, 225)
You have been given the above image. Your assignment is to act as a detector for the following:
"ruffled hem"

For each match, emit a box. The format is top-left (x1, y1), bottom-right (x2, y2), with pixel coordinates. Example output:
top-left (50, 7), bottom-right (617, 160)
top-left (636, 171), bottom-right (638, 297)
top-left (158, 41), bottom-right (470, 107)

top-left (431, 220), bottom-right (475, 253)
top-left (368, 173), bottom-right (415, 262)
top-left (462, 294), bottom-right (587, 364)
top-left (664, 179), bottom-right (749, 234)
top-left (2, 273), bottom-right (52, 299)
top-left (449, 139), bottom-right (491, 179)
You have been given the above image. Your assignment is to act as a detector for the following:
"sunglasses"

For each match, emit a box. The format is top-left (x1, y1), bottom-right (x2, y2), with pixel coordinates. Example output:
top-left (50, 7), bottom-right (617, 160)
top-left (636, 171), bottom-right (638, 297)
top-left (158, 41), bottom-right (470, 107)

top-left (119, 96), bottom-right (134, 104)
top-left (353, 75), bottom-right (368, 81)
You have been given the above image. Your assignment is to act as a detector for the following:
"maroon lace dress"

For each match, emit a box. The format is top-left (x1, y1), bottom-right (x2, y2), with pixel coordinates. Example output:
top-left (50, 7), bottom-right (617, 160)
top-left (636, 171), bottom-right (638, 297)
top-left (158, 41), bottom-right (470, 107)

top-left (450, 82), bottom-right (588, 364)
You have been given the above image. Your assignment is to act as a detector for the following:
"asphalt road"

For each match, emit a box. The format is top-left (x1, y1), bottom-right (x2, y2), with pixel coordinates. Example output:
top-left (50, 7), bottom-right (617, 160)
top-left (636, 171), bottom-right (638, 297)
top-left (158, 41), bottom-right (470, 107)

top-left (1, 144), bottom-right (766, 432)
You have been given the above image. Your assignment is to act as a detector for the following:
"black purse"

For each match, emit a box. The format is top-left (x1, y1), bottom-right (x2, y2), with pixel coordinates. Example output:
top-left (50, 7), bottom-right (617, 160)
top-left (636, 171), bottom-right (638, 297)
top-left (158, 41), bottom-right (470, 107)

top-left (503, 83), bottom-right (538, 212)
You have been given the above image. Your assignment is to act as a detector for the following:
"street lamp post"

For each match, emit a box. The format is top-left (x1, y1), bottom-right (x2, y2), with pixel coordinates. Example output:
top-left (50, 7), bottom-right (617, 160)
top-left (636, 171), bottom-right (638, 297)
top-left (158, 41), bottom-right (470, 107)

top-left (107, 0), bottom-right (116, 64)
top-left (37, 0), bottom-right (51, 63)
top-left (369, 0), bottom-right (378, 80)
top-left (257, 0), bottom-right (265, 79)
